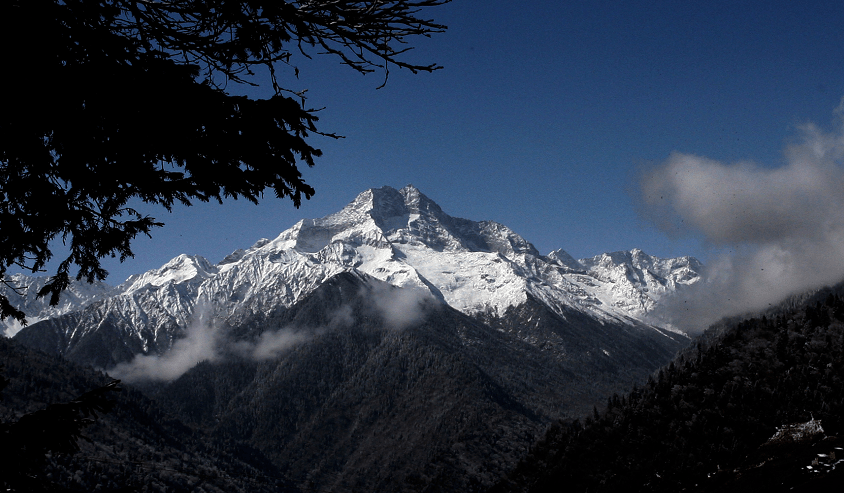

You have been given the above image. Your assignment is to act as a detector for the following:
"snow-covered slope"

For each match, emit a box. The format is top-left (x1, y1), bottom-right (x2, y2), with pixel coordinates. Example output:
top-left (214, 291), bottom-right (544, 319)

top-left (10, 185), bottom-right (701, 353)
top-left (203, 185), bottom-right (700, 324)
top-left (578, 249), bottom-right (702, 320)
top-left (0, 274), bottom-right (117, 337)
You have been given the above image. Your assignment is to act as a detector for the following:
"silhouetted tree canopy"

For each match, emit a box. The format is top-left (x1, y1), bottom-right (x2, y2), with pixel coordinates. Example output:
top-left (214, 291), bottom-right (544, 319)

top-left (0, 0), bottom-right (448, 323)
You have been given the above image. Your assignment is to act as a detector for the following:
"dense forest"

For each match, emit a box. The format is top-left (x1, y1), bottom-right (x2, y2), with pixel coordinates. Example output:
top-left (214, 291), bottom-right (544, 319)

top-left (3, 270), bottom-right (685, 492)
top-left (0, 337), bottom-right (286, 492)
top-left (6, 279), bottom-right (844, 491)
top-left (494, 287), bottom-right (844, 492)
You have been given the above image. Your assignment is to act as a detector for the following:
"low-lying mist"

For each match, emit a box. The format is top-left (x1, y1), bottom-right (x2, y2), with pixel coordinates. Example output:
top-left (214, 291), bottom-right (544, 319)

top-left (641, 98), bottom-right (844, 333)
top-left (110, 278), bottom-right (435, 383)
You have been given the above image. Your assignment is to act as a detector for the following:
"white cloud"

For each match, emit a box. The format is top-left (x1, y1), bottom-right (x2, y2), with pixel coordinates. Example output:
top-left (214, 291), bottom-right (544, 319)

top-left (641, 98), bottom-right (844, 332)
top-left (111, 303), bottom-right (221, 383)
top-left (238, 305), bottom-right (355, 361)
top-left (366, 282), bottom-right (432, 330)
top-left (247, 328), bottom-right (311, 361)
top-left (109, 277), bottom-right (434, 382)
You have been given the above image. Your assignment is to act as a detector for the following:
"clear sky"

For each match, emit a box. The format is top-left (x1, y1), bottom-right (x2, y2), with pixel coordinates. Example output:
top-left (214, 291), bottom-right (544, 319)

top-left (33, 0), bottom-right (844, 285)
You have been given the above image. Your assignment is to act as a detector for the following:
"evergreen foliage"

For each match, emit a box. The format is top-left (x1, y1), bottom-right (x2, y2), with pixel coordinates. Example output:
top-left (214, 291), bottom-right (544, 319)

top-left (0, 0), bottom-right (449, 324)
top-left (0, 375), bottom-right (120, 491)
top-left (137, 272), bottom-right (679, 492)
top-left (495, 287), bottom-right (844, 492)
top-left (0, 337), bottom-right (284, 491)
top-left (12, 270), bottom-right (687, 491)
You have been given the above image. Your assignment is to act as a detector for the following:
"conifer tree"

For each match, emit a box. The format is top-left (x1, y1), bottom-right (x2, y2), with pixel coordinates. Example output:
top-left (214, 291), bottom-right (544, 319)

top-left (0, 0), bottom-right (449, 322)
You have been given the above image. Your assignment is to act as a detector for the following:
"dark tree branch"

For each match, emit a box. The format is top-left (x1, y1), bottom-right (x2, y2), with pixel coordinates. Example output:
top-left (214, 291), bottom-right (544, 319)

top-left (0, 0), bottom-right (448, 322)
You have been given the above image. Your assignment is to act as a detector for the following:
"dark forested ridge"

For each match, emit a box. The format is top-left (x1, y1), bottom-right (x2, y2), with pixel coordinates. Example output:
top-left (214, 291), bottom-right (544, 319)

top-left (145, 272), bottom-right (684, 492)
top-left (494, 286), bottom-right (844, 493)
top-left (8, 279), bottom-right (844, 493)
top-left (10, 269), bottom-right (686, 492)
top-left (0, 337), bottom-right (284, 492)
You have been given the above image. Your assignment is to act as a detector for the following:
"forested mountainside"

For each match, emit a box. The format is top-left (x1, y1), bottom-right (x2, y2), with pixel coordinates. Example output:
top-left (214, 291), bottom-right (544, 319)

top-left (493, 285), bottom-right (844, 493)
top-left (143, 272), bottom-right (685, 493)
top-left (0, 337), bottom-right (283, 492)
top-left (2, 269), bottom-right (686, 493)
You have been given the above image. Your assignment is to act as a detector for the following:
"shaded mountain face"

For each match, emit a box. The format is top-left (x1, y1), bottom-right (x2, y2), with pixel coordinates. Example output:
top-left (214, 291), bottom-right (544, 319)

top-left (0, 274), bottom-right (116, 337)
top-left (149, 272), bottom-right (686, 492)
top-left (9, 185), bottom-right (698, 491)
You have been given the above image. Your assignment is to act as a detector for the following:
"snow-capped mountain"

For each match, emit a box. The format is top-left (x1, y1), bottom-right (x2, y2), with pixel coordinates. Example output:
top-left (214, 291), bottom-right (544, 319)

top-left (577, 249), bottom-right (701, 319)
top-left (9, 185), bottom-right (703, 491)
top-left (8, 186), bottom-right (700, 345)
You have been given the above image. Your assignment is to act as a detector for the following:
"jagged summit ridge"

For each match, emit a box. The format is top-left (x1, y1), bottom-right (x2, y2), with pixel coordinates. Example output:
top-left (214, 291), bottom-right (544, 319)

top-left (6, 185), bottom-right (702, 343)
top-left (267, 185), bottom-right (539, 257)
top-left (578, 249), bottom-right (703, 315)
top-left (121, 254), bottom-right (218, 293)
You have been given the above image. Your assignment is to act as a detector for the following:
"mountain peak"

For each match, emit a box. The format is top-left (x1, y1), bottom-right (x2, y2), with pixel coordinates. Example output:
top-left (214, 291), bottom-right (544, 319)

top-left (5, 184), bottom-right (704, 347)
top-left (364, 186), bottom-right (405, 217)
top-left (122, 253), bottom-right (217, 292)
top-left (398, 183), bottom-right (437, 210)
top-left (548, 249), bottom-right (585, 271)
top-left (355, 185), bottom-right (447, 227)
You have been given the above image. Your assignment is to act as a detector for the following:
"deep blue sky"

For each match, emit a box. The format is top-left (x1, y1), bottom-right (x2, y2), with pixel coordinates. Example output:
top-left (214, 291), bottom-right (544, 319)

top-left (38, 1), bottom-right (844, 284)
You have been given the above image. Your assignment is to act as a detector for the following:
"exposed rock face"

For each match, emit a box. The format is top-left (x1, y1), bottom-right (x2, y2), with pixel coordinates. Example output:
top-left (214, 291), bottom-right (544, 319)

top-left (0, 273), bottom-right (117, 337)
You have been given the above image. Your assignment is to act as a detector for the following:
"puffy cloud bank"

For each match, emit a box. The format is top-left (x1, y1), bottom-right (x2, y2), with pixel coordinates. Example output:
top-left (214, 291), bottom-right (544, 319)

top-left (641, 100), bottom-right (844, 332)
